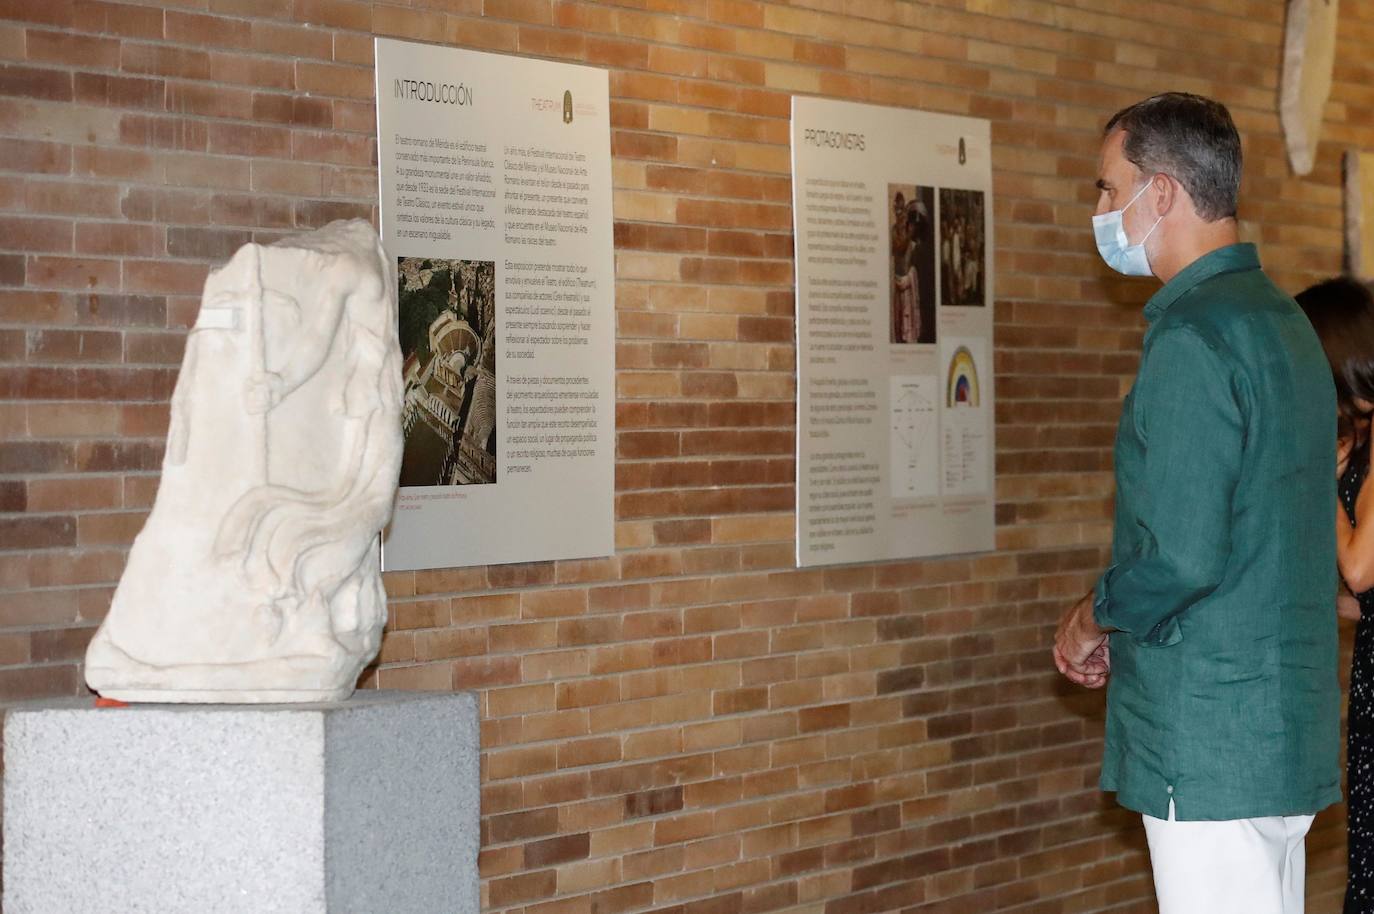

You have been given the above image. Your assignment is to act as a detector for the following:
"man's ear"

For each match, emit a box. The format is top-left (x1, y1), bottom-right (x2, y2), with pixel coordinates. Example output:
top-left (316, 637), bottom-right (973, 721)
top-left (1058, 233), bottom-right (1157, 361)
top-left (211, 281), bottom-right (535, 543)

top-left (1152, 173), bottom-right (1179, 218)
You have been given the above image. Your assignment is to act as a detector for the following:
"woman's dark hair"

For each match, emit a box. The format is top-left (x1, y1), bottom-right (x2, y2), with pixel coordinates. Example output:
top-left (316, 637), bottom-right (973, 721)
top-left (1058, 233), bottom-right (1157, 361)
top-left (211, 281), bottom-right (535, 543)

top-left (1296, 276), bottom-right (1374, 445)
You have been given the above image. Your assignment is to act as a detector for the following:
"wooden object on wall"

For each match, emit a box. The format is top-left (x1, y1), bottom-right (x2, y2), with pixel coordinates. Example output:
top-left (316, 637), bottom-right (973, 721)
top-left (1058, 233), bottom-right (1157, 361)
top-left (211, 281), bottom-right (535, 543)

top-left (1348, 150), bottom-right (1374, 276)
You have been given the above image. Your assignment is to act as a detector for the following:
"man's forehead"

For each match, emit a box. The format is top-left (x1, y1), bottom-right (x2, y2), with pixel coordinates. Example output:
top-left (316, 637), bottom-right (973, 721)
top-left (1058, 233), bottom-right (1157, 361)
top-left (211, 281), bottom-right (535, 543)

top-left (1098, 129), bottom-right (1127, 169)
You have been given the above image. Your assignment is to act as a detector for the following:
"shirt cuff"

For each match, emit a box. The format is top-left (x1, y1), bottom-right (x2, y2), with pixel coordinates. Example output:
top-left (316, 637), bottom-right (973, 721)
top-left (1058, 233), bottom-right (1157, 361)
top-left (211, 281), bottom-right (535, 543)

top-left (1093, 566), bottom-right (1183, 648)
top-left (1091, 570), bottom-right (1113, 628)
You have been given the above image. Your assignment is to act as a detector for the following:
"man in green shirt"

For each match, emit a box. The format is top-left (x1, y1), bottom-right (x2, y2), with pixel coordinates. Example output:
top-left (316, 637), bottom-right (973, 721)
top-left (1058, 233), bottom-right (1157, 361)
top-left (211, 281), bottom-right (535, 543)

top-left (1054, 93), bottom-right (1341, 914)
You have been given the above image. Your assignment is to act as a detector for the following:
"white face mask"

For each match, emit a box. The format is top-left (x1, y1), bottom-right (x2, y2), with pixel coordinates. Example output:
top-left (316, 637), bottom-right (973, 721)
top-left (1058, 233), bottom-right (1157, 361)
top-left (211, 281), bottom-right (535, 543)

top-left (1092, 180), bottom-right (1162, 277)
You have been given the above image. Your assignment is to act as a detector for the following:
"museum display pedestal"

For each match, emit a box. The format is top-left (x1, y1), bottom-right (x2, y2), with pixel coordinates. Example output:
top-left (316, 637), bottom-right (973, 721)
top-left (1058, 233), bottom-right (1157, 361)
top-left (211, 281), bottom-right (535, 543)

top-left (3, 690), bottom-right (479, 914)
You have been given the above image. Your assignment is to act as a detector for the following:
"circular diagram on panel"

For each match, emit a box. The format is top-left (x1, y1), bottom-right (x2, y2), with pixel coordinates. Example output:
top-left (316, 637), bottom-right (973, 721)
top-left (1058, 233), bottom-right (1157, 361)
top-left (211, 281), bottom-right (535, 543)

top-left (946, 346), bottom-right (980, 408)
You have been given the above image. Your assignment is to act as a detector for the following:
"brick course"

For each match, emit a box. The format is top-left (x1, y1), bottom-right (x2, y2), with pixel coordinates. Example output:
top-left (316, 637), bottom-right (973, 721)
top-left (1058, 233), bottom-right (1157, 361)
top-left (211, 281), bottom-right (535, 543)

top-left (1, 1), bottom-right (1369, 911)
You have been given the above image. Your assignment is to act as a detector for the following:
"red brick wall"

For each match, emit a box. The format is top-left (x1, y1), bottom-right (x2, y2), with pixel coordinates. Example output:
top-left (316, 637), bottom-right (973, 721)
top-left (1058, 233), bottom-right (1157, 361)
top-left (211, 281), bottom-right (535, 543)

top-left (2, 0), bottom-right (1369, 911)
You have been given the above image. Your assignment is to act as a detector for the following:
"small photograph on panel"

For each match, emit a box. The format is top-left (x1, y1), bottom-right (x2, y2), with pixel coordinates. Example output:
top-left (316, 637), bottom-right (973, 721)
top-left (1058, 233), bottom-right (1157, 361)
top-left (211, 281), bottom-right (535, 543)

top-left (397, 257), bottom-right (497, 488)
top-left (887, 184), bottom-right (937, 345)
top-left (939, 188), bottom-right (987, 307)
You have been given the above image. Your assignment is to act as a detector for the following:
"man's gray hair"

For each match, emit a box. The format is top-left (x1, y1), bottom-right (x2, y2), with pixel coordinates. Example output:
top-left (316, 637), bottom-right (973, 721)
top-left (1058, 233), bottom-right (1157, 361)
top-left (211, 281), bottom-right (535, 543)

top-left (1105, 93), bottom-right (1242, 222)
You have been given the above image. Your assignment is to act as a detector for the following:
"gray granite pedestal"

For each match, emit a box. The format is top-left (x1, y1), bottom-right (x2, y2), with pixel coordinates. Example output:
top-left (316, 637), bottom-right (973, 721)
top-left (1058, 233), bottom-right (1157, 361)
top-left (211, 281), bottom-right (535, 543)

top-left (3, 690), bottom-right (479, 914)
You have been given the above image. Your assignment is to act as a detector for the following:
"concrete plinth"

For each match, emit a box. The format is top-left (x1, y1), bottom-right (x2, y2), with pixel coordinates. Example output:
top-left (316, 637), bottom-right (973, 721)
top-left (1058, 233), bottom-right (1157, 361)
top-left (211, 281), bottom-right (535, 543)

top-left (3, 690), bottom-right (479, 914)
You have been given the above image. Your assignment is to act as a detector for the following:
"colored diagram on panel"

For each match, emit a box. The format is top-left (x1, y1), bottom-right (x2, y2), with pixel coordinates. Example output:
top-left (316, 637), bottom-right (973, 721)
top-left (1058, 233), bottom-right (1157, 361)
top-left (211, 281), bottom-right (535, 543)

top-left (941, 338), bottom-right (990, 496)
top-left (946, 345), bottom-right (980, 408)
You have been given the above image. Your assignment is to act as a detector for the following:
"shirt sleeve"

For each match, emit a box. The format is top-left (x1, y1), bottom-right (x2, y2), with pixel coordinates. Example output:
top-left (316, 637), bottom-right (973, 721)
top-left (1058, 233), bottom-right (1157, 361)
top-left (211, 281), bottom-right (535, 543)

top-left (1093, 326), bottom-right (1247, 646)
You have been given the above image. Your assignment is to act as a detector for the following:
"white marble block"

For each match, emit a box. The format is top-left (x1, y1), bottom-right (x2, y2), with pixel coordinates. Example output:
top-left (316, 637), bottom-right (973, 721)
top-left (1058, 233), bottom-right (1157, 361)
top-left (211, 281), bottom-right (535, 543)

top-left (86, 219), bottom-right (404, 703)
top-left (4, 691), bottom-right (479, 914)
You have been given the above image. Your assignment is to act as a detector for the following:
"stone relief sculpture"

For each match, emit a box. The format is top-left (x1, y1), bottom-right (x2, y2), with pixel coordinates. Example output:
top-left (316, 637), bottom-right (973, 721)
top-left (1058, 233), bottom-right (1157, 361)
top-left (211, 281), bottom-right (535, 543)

top-left (1280, 0), bottom-right (1340, 176)
top-left (85, 220), bottom-right (404, 703)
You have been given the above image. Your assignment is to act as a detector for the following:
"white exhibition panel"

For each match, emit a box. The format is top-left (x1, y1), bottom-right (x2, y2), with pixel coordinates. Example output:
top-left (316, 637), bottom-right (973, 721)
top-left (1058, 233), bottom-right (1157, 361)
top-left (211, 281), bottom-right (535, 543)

top-left (792, 97), bottom-right (996, 567)
top-left (376, 39), bottom-right (615, 571)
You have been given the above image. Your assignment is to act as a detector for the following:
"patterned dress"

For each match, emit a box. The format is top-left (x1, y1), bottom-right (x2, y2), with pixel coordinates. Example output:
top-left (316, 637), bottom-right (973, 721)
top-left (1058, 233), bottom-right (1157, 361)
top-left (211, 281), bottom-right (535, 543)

top-left (1344, 452), bottom-right (1374, 913)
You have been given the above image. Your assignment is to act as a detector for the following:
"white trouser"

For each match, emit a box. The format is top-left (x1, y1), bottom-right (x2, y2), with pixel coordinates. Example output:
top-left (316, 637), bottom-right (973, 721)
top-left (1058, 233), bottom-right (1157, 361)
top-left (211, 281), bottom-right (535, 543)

top-left (1142, 801), bottom-right (1314, 914)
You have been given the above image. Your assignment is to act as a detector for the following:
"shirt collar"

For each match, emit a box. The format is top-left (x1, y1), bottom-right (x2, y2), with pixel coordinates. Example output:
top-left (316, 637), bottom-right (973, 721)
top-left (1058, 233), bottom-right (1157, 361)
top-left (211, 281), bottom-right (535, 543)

top-left (1144, 243), bottom-right (1261, 322)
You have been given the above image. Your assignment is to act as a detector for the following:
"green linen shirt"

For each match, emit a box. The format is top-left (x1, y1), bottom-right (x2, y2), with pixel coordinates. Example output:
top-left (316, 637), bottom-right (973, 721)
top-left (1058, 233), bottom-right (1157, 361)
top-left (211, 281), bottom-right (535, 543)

top-left (1093, 243), bottom-right (1341, 821)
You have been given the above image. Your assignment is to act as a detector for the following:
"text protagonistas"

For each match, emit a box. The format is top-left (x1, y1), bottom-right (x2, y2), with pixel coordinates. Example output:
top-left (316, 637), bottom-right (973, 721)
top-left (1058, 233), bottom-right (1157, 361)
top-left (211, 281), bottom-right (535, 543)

top-left (803, 128), bottom-right (865, 151)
